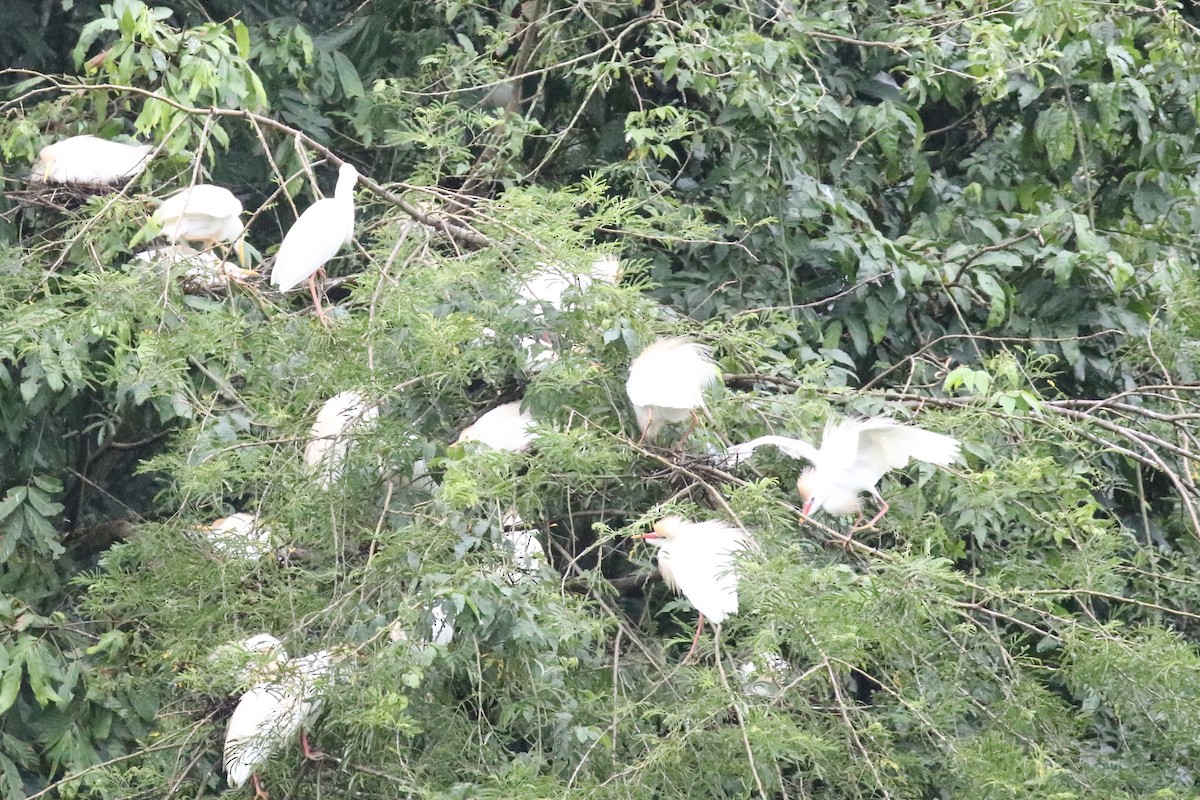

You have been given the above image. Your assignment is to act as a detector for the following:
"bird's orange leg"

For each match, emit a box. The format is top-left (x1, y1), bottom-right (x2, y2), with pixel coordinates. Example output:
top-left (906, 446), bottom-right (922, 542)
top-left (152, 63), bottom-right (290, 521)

top-left (308, 270), bottom-right (331, 328)
top-left (850, 493), bottom-right (889, 531)
top-left (252, 773), bottom-right (269, 800)
top-left (301, 731), bottom-right (325, 761)
top-left (675, 411), bottom-right (700, 447)
top-left (682, 613), bottom-right (705, 663)
top-left (637, 408), bottom-right (652, 445)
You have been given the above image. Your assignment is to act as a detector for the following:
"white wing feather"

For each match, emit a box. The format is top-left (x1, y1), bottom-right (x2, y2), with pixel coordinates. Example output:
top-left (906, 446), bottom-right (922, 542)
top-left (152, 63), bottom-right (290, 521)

top-left (625, 338), bottom-right (719, 411)
top-left (154, 185), bottom-right (243, 243)
top-left (455, 401), bottom-right (537, 451)
top-left (725, 434), bottom-right (822, 466)
top-left (836, 417), bottom-right (960, 484)
top-left (304, 391), bottom-right (379, 488)
top-left (653, 519), bottom-right (748, 624)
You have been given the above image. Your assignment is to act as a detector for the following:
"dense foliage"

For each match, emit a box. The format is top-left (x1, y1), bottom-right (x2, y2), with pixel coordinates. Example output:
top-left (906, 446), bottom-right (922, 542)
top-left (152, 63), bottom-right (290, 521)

top-left (5, 0), bottom-right (1200, 798)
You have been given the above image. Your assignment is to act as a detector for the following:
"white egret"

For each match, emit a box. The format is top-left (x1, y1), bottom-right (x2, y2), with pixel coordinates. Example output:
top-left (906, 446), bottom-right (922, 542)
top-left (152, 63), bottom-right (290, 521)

top-left (200, 513), bottom-right (275, 559)
top-left (454, 401), bottom-right (537, 452)
top-left (517, 254), bottom-right (621, 316)
top-left (269, 163), bottom-right (359, 326)
top-left (134, 244), bottom-right (257, 292)
top-left (208, 634), bottom-right (289, 690)
top-left (303, 391), bottom-right (379, 489)
top-left (625, 337), bottom-right (720, 442)
top-left (635, 516), bottom-right (750, 661)
top-left (727, 417), bottom-right (960, 530)
top-left (429, 602), bottom-right (456, 645)
top-left (30, 134), bottom-right (152, 185)
top-left (497, 512), bottom-right (548, 583)
top-left (224, 650), bottom-right (333, 798)
top-left (153, 184), bottom-right (247, 265)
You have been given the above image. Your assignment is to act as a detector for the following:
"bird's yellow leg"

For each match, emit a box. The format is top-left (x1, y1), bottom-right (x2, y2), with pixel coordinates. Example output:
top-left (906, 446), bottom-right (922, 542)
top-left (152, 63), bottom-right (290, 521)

top-left (637, 407), bottom-right (651, 445)
top-left (675, 411), bottom-right (700, 447)
top-left (252, 773), bottom-right (269, 800)
top-left (308, 271), bottom-right (331, 329)
top-left (686, 614), bottom-right (700, 662)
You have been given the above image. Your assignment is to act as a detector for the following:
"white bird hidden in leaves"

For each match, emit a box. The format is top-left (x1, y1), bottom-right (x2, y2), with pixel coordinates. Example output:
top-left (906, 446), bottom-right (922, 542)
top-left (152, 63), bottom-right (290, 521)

top-left (727, 417), bottom-right (960, 530)
top-left (269, 163), bottom-right (359, 326)
top-left (637, 516), bottom-right (750, 661)
top-left (625, 337), bottom-right (721, 442)
top-left (200, 513), bottom-right (275, 559)
top-left (517, 254), bottom-right (621, 316)
top-left (208, 634), bottom-right (289, 691)
top-left (134, 244), bottom-right (257, 293)
top-left (224, 650), bottom-right (333, 799)
top-left (30, 134), bottom-right (152, 185)
top-left (738, 652), bottom-right (793, 698)
top-left (497, 512), bottom-right (548, 584)
top-left (454, 401), bottom-right (537, 452)
top-left (153, 184), bottom-right (247, 264)
top-left (304, 391), bottom-right (379, 489)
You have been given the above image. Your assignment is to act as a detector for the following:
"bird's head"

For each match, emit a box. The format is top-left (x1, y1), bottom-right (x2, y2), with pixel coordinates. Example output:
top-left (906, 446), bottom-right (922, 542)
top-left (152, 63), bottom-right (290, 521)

top-left (634, 515), bottom-right (686, 548)
top-left (796, 468), bottom-right (825, 517)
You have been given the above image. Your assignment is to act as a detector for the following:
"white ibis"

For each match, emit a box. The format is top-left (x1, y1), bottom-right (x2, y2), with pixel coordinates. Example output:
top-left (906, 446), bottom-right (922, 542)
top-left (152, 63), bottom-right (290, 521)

top-left (727, 417), bottom-right (960, 529)
top-left (30, 134), bottom-right (152, 185)
top-left (269, 163), bottom-right (359, 326)
top-left (200, 513), bottom-right (274, 559)
top-left (625, 337), bottom-right (720, 442)
top-left (454, 401), bottom-right (537, 452)
top-left (224, 649), bottom-right (333, 799)
top-left (303, 391), bottom-right (379, 489)
top-left (153, 184), bottom-right (246, 265)
top-left (635, 516), bottom-right (750, 661)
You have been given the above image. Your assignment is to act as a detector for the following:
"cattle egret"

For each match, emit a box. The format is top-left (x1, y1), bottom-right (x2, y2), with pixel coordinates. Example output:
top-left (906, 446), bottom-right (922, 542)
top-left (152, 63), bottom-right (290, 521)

top-left (208, 634), bottom-right (289, 690)
top-left (454, 401), bottom-right (537, 452)
top-left (625, 337), bottom-right (720, 442)
top-left (429, 602), bottom-right (456, 645)
top-left (153, 184), bottom-right (246, 265)
top-left (134, 244), bottom-right (257, 292)
top-left (200, 513), bottom-right (275, 559)
top-left (224, 650), bottom-right (333, 798)
top-left (270, 163), bottom-right (359, 326)
top-left (727, 417), bottom-right (960, 530)
top-left (30, 134), bottom-right (152, 185)
top-left (636, 516), bottom-right (750, 661)
top-left (498, 512), bottom-right (548, 583)
top-left (304, 391), bottom-right (380, 489)
top-left (517, 254), bottom-right (621, 316)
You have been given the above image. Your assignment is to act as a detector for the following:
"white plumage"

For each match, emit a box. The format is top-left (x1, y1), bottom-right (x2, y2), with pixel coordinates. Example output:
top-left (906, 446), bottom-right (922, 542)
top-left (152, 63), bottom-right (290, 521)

top-left (153, 184), bottom-right (245, 255)
top-left (641, 516), bottom-right (749, 624)
top-left (517, 254), bottom-right (621, 315)
top-left (738, 652), bottom-right (793, 698)
top-left (30, 135), bottom-right (152, 185)
top-left (224, 650), bottom-right (332, 790)
top-left (454, 401), bottom-right (537, 452)
top-left (625, 338), bottom-right (721, 440)
top-left (208, 634), bottom-right (289, 690)
top-left (498, 512), bottom-right (548, 583)
top-left (727, 417), bottom-right (960, 529)
top-left (133, 244), bottom-right (256, 292)
top-left (200, 513), bottom-right (274, 559)
top-left (303, 391), bottom-right (379, 489)
top-left (269, 163), bottom-right (359, 324)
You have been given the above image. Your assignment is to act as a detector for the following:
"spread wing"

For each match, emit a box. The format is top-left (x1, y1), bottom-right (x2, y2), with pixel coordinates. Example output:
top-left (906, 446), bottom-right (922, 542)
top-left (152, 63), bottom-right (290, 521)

top-left (839, 417), bottom-right (960, 484)
top-left (724, 435), bottom-right (821, 467)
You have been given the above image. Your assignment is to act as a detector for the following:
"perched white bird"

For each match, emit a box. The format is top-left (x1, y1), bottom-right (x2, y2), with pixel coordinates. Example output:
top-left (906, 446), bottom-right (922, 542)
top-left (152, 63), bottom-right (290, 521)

top-left (200, 513), bottom-right (275, 559)
top-left (208, 634), bottom-right (289, 690)
top-left (30, 134), bottom-right (152, 185)
top-left (727, 417), bottom-right (960, 529)
top-left (625, 337), bottom-right (721, 442)
top-left (224, 650), bottom-right (333, 796)
top-left (637, 516), bottom-right (750, 660)
top-left (133, 244), bottom-right (257, 293)
top-left (497, 512), bottom-right (548, 583)
top-left (454, 401), bottom-right (537, 452)
top-left (269, 163), bottom-right (359, 326)
top-left (153, 184), bottom-right (246, 264)
top-left (303, 391), bottom-right (379, 489)
top-left (517, 254), bottom-right (621, 316)
top-left (429, 602), bottom-right (456, 646)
